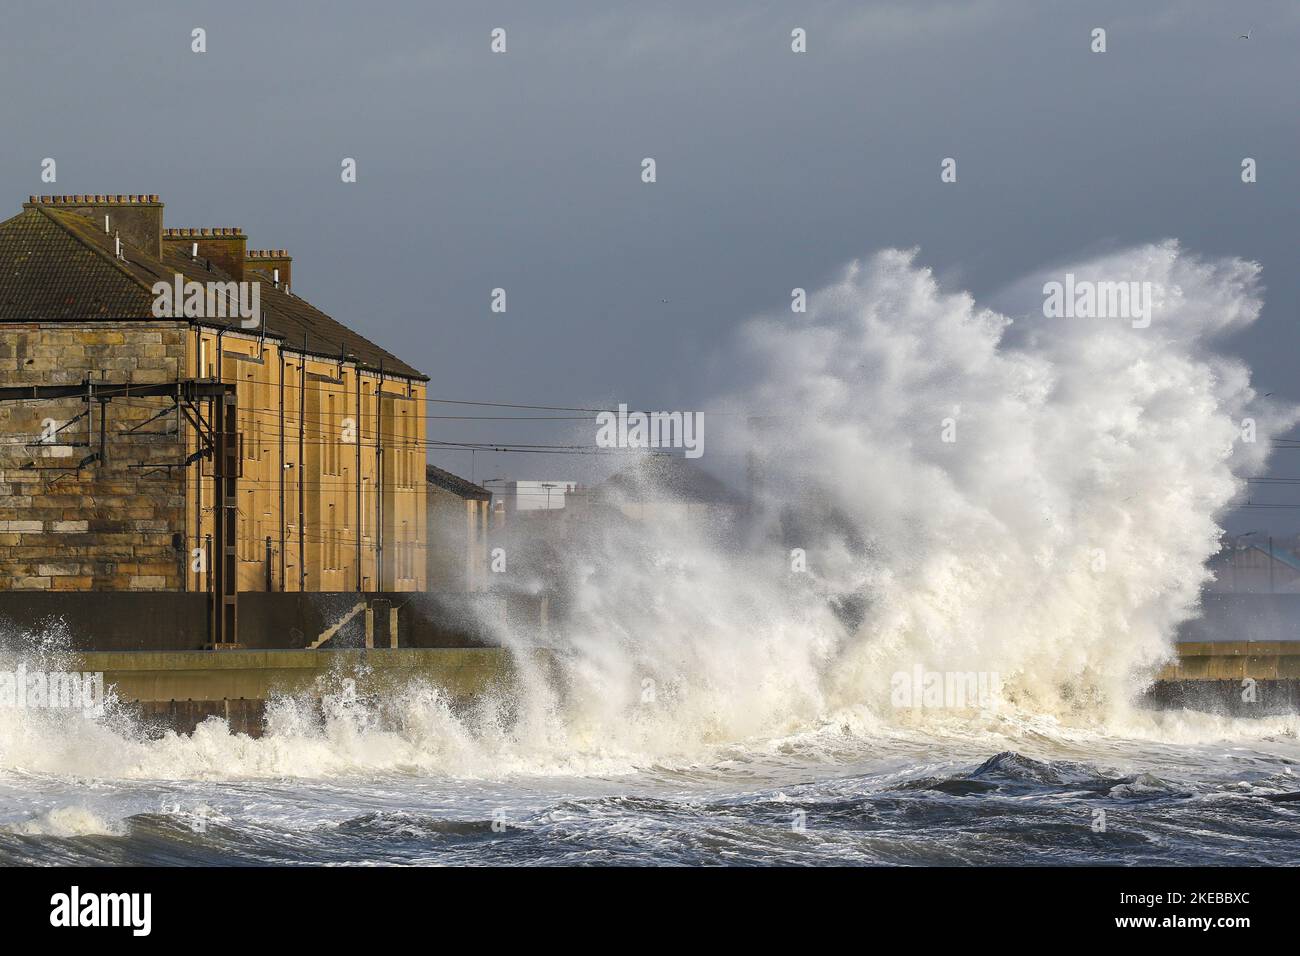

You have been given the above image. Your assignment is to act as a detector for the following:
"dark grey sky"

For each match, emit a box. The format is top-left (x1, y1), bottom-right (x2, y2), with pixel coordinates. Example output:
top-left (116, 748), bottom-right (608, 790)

top-left (2, 0), bottom-right (1296, 524)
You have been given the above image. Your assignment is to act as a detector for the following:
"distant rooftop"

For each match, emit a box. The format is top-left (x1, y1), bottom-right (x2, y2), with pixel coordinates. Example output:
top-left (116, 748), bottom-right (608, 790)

top-left (426, 464), bottom-right (491, 501)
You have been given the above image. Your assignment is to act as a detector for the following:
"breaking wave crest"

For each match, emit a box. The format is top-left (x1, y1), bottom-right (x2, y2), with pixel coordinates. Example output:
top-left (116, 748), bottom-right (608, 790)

top-left (0, 242), bottom-right (1294, 782)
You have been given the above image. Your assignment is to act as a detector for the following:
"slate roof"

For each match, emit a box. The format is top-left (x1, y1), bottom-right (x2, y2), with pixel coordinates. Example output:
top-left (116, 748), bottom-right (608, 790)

top-left (0, 203), bottom-right (426, 379)
top-left (426, 463), bottom-right (491, 501)
top-left (0, 207), bottom-right (154, 318)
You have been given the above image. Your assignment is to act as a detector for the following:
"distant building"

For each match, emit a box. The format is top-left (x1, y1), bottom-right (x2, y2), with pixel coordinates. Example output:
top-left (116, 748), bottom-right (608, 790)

top-left (488, 479), bottom-right (577, 514)
top-left (426, 464), bottom-right (491, 592)
top-left (1207, 541), bottom-right (1300, 594)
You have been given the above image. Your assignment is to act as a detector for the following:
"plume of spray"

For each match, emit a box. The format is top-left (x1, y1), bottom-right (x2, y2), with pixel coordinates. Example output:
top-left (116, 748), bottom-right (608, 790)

top-left (504, 240), bottom-right (1293, 760)
top-left (0, 241), bottom-right (1289, 780)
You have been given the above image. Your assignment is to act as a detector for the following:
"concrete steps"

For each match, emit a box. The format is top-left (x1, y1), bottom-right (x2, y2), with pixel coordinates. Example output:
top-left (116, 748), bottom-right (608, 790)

top-left (308, 601), bottom-right (367, 649)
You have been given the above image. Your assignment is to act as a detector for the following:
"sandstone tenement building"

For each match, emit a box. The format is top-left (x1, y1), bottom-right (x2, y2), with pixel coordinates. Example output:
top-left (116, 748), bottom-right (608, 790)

top-left (0, 194), bottom-right (428, 600)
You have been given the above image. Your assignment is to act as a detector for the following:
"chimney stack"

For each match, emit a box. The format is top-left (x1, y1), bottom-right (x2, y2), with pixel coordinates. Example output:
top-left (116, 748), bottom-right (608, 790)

top-left (162, 227), bottom-right (248, 280)
top-left (247, 249), bottom-right (293, 290)
top-left (25, 194), bottom-right (164, 258)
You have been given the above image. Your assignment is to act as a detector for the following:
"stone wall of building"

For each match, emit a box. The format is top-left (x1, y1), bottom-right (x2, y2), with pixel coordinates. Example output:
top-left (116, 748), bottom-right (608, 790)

top-left (0, 321), bottom-right (189, 590)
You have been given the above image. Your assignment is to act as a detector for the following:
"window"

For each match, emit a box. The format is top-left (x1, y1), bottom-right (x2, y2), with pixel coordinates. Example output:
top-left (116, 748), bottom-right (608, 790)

top-left (245, 373), bottom-right (259, 461)
top-left (342, 468), bottom-right (350, 532)
top-left (327, 503), bottom-right (337, 570)
top-left (326, 393), bottom-right (336, 475)
top-left (398, 520), bottom-right (406, 579)
top-left (402, 409), bottom-right (411, 487)
top-left (241, 493), bottom-right (256, 561)
top-left (361, 381), bottom-right (374, 450)
top-left (399, 520), bottom-right (415, 580)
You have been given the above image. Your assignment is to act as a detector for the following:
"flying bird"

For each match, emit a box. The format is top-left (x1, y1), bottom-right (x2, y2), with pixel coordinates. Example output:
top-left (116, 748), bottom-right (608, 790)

top-left (1240, 29), bottom-right (1252, 39)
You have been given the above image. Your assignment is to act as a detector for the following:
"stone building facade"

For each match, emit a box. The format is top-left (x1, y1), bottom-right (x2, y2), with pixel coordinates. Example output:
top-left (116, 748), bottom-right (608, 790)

top-left (0, 321), bottom-right (189, 589)
top-left (0, 194), bottom-right (428, 593)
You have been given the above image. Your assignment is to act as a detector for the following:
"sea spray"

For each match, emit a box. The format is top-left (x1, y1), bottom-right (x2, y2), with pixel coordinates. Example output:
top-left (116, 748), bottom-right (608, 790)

top-left (723, 243), bottom-right (1290, 723)
top-left (0, 241), bottom-right (1291, 781)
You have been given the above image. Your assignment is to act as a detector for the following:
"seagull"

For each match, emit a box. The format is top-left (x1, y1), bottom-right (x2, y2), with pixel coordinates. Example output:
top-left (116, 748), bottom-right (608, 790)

top-left (1240, 29), bottom-right (1252, 39)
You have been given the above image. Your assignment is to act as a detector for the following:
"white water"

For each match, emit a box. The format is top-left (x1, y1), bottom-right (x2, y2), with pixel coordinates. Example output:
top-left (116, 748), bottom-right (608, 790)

top-left (0, 241), bottom-right (1296, 790)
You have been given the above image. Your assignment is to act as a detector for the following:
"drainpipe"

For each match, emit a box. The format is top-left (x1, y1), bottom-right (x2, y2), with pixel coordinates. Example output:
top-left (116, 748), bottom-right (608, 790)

top-left (356, 365), bottom-right (362, 591)
top-left (278, 347), bottom-right (286, 589)
top-left (214, 324), bottom-right (227, 596)
top-left (299, 335), bottom-right (307, 591)
top-left (193, 326), bottom-right (203, 592)
top-left (375, 361), bottom-right (384, 592)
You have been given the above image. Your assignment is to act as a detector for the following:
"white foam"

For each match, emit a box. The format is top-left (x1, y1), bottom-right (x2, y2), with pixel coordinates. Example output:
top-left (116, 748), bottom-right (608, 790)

top-left (0, 243), bottom-right (1291, 782)
top-left (8, 805), bottom-right (123, 837)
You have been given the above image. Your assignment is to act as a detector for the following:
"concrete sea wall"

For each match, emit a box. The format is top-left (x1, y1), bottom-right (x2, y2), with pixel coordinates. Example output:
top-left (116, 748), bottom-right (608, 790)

top-left (0, 646), bottom-right (551, 738)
